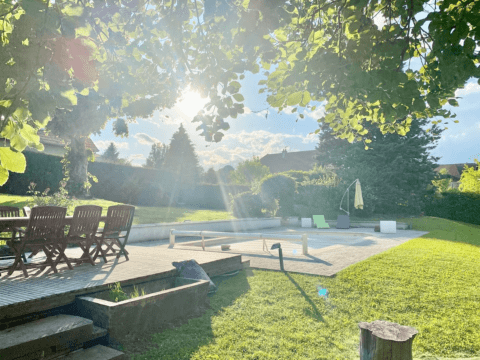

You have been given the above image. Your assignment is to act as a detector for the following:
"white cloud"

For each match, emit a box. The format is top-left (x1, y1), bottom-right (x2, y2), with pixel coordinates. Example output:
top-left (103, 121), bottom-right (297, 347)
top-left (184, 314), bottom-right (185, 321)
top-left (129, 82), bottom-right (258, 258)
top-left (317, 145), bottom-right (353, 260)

top-left (243, 106), bottom-right (252, 114)
top-left (305, 106), bottom-right (325, 120)
top-left (134, 133), bottom-right (160, 145)
top-left (455, 82), bottom-right (480, 97)
top-left (196, 130), bottom-right (317, 169)
top-left (127, 154), bottom-right (146, 167)
top-left (95, 140), bottom-right (129, 151)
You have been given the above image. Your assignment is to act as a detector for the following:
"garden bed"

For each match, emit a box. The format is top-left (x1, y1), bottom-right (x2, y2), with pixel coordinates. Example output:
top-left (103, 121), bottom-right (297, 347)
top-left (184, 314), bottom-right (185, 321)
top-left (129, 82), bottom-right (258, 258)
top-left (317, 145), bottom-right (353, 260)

top-left (75, 277), bottom-right (210, 345)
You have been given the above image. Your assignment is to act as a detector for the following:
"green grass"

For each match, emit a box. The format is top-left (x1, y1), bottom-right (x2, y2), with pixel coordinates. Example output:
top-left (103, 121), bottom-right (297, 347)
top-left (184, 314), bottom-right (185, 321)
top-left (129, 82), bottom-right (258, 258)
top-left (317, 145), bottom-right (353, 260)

top-left (130, 216), bottom-right (480, 360)
top-left (0, 194), bottom-right (235, 225)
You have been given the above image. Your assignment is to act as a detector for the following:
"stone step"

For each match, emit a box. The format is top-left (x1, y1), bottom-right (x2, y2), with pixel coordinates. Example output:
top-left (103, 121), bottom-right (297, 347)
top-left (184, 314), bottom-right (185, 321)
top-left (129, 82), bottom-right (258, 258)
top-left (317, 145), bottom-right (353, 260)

top-left (0, 315), bottom-right (93, 360)
top-left (60, 345), bottom-right (126, 360)
top-left (14, 325), bottom-right (108, 360)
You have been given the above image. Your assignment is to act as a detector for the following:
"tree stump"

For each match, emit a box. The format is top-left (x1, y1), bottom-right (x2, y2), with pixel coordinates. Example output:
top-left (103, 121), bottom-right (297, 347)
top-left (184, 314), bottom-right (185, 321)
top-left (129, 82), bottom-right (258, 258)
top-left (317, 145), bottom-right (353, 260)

top-left (358, 320), bottom-right (418, 360)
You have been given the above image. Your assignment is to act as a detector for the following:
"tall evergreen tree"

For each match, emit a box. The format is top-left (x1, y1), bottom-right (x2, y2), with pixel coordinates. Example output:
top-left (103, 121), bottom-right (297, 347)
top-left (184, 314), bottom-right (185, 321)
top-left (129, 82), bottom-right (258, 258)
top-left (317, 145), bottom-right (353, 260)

top-left (163, 124), bottom-right (202, 187)
top-left (102, 142), bottom-right (120, 163)
top-left (316, 117), bottom-right (446, 216)
top-left (144, 143), bottom-right (169, 169)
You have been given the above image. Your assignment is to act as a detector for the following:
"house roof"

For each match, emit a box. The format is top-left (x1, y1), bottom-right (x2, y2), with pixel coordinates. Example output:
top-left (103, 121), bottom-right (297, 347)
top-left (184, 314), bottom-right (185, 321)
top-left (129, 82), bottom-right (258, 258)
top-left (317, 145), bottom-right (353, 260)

top-left (434, 163), bottom-right (478, 180)
top-left (37, 130), bottom-right (99, 153)
top-left (260, 150), bottom-right (321, 173)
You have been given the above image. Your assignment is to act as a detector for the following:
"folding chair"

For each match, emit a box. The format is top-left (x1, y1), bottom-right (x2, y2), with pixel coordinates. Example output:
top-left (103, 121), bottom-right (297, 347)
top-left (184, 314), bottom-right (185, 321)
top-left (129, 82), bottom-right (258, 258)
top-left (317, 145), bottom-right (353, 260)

top-left (93, 205), bottom-right (135, 262)
top-left (0, 206), bottom-right (29, 264)
top-left (7, 206), bottom-right (70, 278)
top-left (66, 205), bottom-right (102, 266)
top-left (313, 215), bottom-right (330, 229)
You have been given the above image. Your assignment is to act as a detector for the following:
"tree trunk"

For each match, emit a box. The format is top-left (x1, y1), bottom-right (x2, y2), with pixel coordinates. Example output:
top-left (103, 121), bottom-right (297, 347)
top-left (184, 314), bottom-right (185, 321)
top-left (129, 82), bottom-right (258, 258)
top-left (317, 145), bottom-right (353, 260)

top-left (359, 320), bottom-right (418, 360)
top-left (67, 136), bottom-right (88, 197)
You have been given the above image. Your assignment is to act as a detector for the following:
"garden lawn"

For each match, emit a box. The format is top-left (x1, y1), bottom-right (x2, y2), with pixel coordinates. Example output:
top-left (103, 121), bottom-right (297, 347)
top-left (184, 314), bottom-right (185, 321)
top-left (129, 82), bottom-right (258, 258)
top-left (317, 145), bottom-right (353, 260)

top-left (129, 216), bottom-right (480, 360)
top-left (0, 193), bottom-right (234, 234)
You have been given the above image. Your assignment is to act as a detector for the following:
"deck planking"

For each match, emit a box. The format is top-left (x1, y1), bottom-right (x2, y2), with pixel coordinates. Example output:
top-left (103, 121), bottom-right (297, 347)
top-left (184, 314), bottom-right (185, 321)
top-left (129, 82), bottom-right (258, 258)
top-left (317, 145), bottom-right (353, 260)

top-left (0, 246), bottom-right (243, 322)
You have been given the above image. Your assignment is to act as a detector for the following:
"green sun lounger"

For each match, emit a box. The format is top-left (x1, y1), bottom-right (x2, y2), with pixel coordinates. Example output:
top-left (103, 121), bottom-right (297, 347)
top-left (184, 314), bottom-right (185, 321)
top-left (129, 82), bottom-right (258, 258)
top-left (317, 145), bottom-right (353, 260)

top-left (313, 215), bottom-right (330, 229)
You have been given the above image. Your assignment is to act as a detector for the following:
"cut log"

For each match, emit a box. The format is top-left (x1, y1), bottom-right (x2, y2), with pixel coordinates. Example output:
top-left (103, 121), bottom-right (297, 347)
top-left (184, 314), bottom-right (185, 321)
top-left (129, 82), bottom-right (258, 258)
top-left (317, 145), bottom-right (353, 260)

top-left (358, 320), bottom-right (418, 360)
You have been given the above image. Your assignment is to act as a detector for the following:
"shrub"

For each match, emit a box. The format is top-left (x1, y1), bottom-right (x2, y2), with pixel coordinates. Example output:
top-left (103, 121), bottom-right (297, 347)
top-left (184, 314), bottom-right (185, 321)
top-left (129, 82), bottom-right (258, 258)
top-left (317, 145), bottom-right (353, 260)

top-left (424, 189), bottom-right (480, 225)
top-left (231, 191), bottom-right (265, 218)
top-left (259, 174), bottom-right (296, 217)
top-left (27, 181), bottom-right (77, 209)
top-left (109, 282), bottom-right (147, 303)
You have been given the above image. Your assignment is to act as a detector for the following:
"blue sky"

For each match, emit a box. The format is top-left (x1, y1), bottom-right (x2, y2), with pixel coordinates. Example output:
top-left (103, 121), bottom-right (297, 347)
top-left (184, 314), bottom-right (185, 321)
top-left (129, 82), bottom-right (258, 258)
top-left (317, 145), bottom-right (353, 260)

top-left (91, 70), bottom-right (480, 170)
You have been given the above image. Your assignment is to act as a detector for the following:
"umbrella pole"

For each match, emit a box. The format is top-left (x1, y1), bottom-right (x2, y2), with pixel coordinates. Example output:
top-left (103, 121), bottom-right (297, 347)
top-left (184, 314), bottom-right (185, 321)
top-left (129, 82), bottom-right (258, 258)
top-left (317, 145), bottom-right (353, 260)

top-left (340, 179), bottom-right (359, 216)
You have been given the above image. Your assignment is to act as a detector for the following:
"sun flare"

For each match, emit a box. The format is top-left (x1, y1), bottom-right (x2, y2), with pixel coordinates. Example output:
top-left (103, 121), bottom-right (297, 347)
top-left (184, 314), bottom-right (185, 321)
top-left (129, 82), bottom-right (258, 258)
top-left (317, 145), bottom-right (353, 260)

top-left (176, 88), bottom-right (209, 118)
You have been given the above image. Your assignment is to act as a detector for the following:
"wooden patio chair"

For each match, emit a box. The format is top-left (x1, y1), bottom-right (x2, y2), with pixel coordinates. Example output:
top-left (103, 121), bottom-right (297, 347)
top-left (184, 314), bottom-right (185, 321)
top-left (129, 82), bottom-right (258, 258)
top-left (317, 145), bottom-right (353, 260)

top-left (92, 205), bottom-right (135, 262)
top-left (7, 206), bottom-right (70, 278)
top-left (0, 206), bottom-right (29, 264)
top-left (66, 205), bottom-right (102, 266)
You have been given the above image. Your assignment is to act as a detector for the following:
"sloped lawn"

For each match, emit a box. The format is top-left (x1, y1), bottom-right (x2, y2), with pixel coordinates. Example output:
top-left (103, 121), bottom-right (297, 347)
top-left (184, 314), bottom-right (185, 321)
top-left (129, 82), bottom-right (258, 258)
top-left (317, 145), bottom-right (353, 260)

top-left (129, 217), bottom-right (480, 360)
top-left (0, 194), bottom-right (235, 246)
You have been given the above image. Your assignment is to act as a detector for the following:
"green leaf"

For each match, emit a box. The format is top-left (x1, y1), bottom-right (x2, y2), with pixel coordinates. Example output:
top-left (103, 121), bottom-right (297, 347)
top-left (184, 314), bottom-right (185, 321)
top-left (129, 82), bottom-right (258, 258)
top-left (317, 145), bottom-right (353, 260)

top-left (448, 99), bottom-right (459, 107)
top-left (60, 89), bottom-right (77, 105)
top-left (132, 47), bottom-right (142, 61)
top-left (233, 94), bottom-right (244, 102)
top-left (301, 91), bottom-right (311, 106)
top-left (63, 5), bottom-right (83, 16)
top-left (286, 91), bottom-right (303, 106)
top-left (0, 147), bottom-right (26, 173)
top-left (0, 99), bottom-right (12, 108)
top-left (325, 113), bottom-right (335, 123)
top-left (0, 166), bottom-right (8, 186)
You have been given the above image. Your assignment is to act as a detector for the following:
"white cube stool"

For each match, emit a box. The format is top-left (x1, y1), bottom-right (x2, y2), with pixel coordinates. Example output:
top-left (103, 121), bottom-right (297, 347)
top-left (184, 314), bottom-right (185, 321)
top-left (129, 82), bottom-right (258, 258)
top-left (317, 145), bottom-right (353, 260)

top-left (380, 221), bottom-right (396, 233)
top-left (301, 218), bottom-right (312, 228)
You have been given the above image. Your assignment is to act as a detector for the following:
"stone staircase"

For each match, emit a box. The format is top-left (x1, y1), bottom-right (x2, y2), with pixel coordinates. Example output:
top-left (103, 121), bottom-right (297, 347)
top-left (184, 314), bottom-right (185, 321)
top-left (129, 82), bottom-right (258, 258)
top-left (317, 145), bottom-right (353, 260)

top-left (0, 315), bottom-right (126, 360)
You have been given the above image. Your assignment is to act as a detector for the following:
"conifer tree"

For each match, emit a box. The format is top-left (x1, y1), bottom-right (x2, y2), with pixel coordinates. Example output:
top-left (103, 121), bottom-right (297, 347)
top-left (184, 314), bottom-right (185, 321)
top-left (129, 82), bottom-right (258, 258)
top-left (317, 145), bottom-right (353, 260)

top-left (102, 142), bottom-right (120, 163)
top-left (163, 124), bottom-right (202, 187)
top-left (144, 143), bottom-right (169, 169)
top-left (316, 117), bottom-right (446, 215)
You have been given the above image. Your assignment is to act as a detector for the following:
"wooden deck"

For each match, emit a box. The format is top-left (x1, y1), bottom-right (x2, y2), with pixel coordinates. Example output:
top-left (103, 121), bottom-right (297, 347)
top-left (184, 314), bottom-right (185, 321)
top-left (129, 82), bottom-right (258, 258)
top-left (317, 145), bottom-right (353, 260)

top-left (0, 245), bottom-right (245, 323)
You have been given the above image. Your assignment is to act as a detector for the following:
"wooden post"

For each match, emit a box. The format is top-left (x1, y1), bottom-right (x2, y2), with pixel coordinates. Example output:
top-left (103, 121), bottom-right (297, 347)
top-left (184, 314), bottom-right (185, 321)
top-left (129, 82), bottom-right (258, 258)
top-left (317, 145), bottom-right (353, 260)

top-left (169, 230), bottom-right (175, 247)
top-left (302, 234), bottom-right (308, 255)
top-left (358, 320), bottom-right (418, 360)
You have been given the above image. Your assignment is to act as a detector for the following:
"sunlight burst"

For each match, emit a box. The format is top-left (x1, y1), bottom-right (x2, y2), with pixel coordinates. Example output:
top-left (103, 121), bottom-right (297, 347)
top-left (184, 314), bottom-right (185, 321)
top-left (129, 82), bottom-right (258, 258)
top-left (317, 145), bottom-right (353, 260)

top-left (176, 88), bottom-right (209, 118)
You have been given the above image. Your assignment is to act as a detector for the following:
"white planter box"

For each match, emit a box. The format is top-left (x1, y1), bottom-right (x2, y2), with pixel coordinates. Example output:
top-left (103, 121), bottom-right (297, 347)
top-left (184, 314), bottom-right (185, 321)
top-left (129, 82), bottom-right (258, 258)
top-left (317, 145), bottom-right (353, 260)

top-left (380, 221), bottom-right (397, 233)
top-left (301, 218), bottom-right (312, 228)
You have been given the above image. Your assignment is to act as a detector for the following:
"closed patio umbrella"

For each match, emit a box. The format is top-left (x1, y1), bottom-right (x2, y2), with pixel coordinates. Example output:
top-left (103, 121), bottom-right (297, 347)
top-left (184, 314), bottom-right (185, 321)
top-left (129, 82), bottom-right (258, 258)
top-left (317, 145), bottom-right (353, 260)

top-left (340, 179), bottom-right (364, 216)
top-left (354, 180), bottom-right (364, 210)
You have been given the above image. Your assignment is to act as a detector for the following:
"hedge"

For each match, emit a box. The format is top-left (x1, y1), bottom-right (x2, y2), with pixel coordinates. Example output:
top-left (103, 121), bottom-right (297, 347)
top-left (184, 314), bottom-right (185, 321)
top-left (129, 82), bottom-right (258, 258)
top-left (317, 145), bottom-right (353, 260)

top-left (0, 151), bottom-right (249, 209)
top-left (424, 190), bottom-right (480, 225)
top-left (1, 151), bottom-right (64, 195)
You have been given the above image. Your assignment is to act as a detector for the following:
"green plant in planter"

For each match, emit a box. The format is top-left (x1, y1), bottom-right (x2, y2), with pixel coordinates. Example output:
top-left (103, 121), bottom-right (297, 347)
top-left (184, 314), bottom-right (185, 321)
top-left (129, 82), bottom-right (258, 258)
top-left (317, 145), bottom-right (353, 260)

top-left (109, 282), bottom-right (146, 303)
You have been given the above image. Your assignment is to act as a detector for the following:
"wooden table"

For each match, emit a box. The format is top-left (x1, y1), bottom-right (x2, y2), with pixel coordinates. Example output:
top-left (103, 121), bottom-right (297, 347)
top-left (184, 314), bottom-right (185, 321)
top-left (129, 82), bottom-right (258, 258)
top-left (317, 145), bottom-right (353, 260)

top-left (0, 216), bottom-right (108, 229)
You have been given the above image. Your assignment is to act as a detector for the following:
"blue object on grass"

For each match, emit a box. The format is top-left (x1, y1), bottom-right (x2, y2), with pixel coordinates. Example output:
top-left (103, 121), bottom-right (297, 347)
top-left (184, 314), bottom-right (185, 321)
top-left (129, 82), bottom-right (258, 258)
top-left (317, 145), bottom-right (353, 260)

top-left (317, 287), bottom-right (328, 297)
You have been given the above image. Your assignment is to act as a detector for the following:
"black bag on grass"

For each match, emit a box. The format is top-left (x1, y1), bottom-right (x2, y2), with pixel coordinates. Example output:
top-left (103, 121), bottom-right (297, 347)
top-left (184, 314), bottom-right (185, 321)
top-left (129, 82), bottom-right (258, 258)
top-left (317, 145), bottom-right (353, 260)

top-left (172, 259), bottom-right (217, 293)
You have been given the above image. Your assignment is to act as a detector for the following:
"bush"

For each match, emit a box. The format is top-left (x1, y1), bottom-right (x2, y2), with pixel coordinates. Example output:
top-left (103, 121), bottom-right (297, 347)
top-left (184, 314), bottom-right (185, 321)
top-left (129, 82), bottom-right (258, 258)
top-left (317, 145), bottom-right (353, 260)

top-left (259, 174), bottom-right (296, 217)
top-left (294, 184), bottom-right (342, 219)
top-left (231, 192), bottom-right (265, 218)
top-left (424, 189), bottom-right (480, 225)
top-left (26, 181), bottom-right (77, 208)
